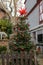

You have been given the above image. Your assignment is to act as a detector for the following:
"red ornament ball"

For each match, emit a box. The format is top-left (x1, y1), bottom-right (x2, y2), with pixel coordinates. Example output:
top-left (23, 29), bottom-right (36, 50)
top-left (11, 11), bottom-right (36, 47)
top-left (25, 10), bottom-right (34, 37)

top-left (18, 27), bottom-right (20, 30)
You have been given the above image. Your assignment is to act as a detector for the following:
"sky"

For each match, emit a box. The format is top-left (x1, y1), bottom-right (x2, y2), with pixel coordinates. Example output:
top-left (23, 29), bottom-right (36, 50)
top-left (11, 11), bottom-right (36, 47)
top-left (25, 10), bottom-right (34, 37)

top-left (0, 0), bottom-right (25, 16)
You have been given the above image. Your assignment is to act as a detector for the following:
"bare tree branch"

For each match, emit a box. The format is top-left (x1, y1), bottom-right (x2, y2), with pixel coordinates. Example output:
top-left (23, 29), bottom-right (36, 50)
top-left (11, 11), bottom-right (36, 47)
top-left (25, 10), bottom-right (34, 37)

top-left (24, 0), bottom-right (27, 4)
top-left (0, 0), bottom-right (17, 25)
top-left (0, 0), bottom-right (12, 19)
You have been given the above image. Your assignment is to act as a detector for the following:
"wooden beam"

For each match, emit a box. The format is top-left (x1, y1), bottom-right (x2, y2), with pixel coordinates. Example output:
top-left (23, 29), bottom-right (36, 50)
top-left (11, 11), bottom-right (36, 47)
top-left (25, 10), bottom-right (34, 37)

top-left (25, 0), bottom-right (42, 17)
top-left (37, 0), bottom-right (42, 3)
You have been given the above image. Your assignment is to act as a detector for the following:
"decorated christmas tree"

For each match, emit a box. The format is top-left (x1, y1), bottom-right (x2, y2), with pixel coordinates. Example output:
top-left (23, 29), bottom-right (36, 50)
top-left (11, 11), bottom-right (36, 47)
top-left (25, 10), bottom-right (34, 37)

top-left (9, 16), bottom-right (34, 52)
top-left (9, 8), bottom-right (34, 52)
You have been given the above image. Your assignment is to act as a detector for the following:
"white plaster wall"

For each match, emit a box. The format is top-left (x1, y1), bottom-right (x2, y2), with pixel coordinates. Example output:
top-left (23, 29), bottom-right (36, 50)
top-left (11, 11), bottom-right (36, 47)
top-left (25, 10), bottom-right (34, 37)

top-left (26, 0), bottom-right (40, 29)
top-left (27, 5), bottom-right (39, 29)
top-left (26, 0), bottom-right (37, 12)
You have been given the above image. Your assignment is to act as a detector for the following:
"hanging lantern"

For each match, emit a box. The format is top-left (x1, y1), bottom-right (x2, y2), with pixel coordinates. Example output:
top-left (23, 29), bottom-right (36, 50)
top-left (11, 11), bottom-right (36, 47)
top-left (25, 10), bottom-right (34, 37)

top-left (19, 8), bottom-right (27, 15)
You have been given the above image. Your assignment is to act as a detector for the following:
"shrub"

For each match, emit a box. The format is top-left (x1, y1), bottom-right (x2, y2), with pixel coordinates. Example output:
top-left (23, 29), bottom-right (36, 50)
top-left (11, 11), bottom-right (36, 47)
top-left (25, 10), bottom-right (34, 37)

top-left (0, 19), bottom-right (12, 39)
top-left (0, 46), bottom-right (7, 54)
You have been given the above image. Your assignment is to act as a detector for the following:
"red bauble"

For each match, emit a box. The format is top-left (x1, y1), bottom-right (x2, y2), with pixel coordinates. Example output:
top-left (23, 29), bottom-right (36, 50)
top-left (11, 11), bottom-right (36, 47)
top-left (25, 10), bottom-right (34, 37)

top-left (19, 8), bottom-right (27, 15)
top-left (18, 27), bottom-right (20, 30)
top-left (27, 24), bottom-right (30, 26)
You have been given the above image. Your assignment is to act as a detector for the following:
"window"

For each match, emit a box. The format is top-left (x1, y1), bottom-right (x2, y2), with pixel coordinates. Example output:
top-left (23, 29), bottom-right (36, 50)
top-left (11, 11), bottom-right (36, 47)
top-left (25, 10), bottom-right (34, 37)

top-left (37, 34), bottom-right (43, 43)
top-left (33, 32), bottom-right (36, 40)
top-left (39, 1), bottom-right (43, 24)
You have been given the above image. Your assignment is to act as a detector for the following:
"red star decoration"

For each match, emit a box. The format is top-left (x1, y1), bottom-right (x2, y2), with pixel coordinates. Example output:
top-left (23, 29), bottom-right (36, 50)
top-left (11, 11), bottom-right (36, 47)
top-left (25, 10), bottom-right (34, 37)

top-left (19, 8), bottom-right (27, 15)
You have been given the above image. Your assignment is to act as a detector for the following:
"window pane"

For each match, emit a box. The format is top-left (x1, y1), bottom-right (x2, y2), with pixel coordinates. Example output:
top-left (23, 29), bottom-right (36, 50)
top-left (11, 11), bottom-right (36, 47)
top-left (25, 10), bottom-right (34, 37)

top-left (41, 13), bottom-right (43, 20)
top-left (38, 34), bottom-right (43, 43)
top-left (40, 1), bottom-right (43, 21)
top-left (40, 13), bottom-right (43, 21)
top-left (40, 6), bottom-right (42, 13)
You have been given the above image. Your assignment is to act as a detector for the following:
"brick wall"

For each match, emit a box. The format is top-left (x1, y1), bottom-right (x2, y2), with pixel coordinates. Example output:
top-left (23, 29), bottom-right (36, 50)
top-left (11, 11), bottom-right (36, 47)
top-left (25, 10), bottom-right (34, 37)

top-left (0, 11), bottom-right (6, 19)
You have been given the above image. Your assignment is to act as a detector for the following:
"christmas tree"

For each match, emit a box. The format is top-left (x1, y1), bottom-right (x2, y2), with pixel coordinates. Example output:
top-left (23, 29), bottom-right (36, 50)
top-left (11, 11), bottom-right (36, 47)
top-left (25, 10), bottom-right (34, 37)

top-left (9, 7), bottom-right (34, 52)
top-left (9, 16), bottom-right (33, 52)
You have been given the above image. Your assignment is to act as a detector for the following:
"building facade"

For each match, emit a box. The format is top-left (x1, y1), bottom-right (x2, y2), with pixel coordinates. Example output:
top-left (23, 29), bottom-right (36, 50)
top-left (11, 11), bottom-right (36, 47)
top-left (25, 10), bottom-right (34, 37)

top-left (0, 0), bottom-right (43, 52)
top-left (26, 0), bottom-right (43, 53)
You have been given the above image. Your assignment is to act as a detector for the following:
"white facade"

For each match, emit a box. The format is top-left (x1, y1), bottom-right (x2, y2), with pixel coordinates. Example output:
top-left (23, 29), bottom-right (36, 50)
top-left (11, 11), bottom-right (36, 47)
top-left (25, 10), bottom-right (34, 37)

top-left (26, 0), bottom-right (37, 13)
top-left (26, 0), bottom-right (43, 52)
top-left (26, 0), bottom-right (39, 29)
top-left (29, 5), bottom-right (39, 29)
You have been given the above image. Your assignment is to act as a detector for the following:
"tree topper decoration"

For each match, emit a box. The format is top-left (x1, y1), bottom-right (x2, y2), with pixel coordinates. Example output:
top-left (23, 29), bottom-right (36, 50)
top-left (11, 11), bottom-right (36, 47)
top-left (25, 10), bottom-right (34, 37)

top-left (19, 8), bottom-right (27, 15)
